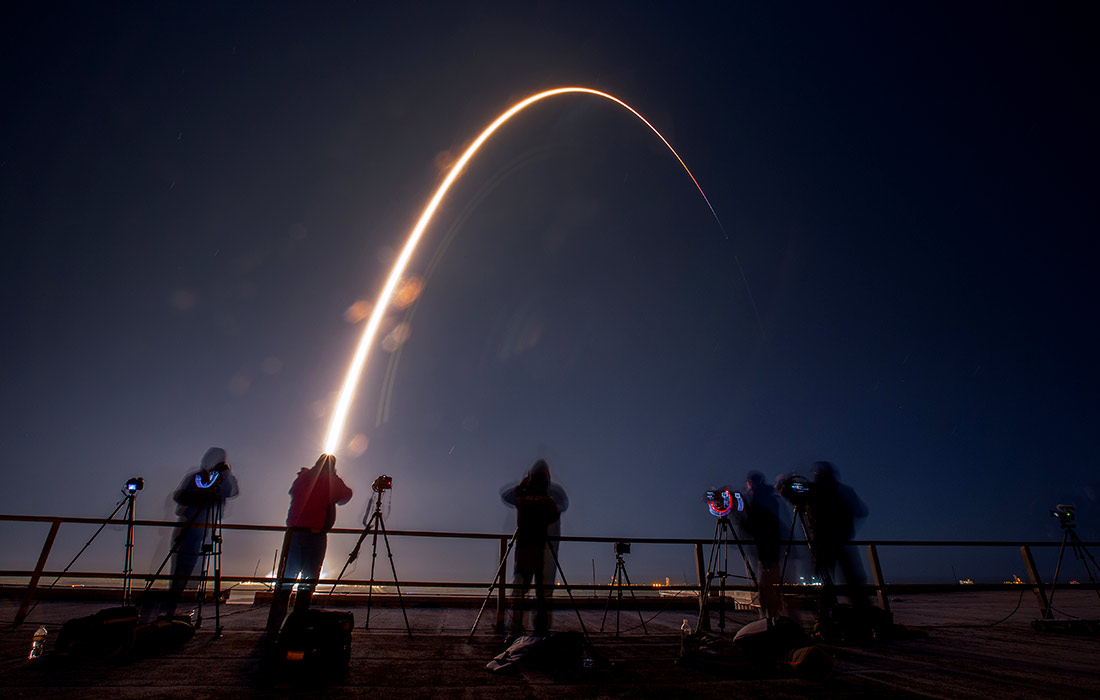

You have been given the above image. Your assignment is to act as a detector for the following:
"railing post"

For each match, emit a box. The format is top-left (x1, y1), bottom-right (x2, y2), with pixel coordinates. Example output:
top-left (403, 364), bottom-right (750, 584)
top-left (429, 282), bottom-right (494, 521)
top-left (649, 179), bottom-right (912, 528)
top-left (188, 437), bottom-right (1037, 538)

top-left (274, 527), bottom-right (292, 598)
top-left (694, 542), bottom-right (710, 631)
top-left (1019, 545), bottom-right (1051, 619)
top-left (495, 535), bottom-right (507, 632)
top-left (14, 520), bottom-right (61, 627)
top-left (866, 544), bottom-right (890, 614)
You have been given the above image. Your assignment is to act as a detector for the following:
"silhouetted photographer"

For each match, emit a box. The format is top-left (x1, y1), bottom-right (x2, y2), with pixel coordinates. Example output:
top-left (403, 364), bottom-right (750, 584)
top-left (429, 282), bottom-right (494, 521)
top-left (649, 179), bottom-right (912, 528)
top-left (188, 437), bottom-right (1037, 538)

top-left (737, 471), bottom-right (784, 618)
top-left (793, 462), bottom-right (869, 615)
top-left (163, 447), bottom-right (239, 617)
top-left (500, 460), bottom-right (568, 637)
top-left (266, 453), bottom-right (352, 633)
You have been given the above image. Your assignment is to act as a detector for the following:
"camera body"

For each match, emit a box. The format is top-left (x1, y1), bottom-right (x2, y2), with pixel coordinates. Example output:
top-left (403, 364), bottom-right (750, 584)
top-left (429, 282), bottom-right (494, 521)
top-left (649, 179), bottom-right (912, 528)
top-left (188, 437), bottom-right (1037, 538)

top-left (124, 477), bottom-right (144, 493)
top-left (777, 474), bottom-right (811, 506)
top-left (706, 488), bottom-right (741, 517)
top-left (614, 541), bottom-right (631, 556)
top-left (372, 474), bottom-right (393, 493)
top-left (1050, 504), bottom-right (1076, 526)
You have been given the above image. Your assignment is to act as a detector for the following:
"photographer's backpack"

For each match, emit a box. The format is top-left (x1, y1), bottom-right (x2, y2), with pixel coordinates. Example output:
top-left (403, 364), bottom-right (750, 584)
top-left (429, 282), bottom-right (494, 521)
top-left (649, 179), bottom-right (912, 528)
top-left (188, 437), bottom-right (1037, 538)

top-left (55, 605), bottom-right (140, 661)
top-left (276, 608), bottom-right (354, 670)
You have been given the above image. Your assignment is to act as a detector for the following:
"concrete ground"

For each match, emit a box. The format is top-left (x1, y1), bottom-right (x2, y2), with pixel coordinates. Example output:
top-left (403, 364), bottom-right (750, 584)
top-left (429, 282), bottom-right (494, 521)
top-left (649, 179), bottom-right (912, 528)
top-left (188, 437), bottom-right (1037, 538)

top-left (2, 591), bottom-right (1098, 699)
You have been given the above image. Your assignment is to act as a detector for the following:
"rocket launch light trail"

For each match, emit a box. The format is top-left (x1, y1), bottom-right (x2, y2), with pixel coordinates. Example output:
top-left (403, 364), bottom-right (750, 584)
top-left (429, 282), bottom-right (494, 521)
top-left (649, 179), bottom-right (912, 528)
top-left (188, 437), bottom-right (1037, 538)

top-left (323, 87), bottom-right (723, 456)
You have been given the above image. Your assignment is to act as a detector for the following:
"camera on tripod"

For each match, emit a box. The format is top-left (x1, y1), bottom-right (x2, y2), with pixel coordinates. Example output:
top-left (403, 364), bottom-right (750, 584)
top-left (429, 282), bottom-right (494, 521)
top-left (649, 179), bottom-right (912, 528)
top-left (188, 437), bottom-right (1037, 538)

top-left (777, 474), bottom-right (811, 506)
top-left (1050, 504), bottom-right (1076, 526)
top-left (124, 477), bottom-right (144, 494)
top-left (614, 541), bottom-right (631, 556)
top-left (372, 475), bottom-right (393, 493)
top-left (705, 488), bottom-right (742, 517)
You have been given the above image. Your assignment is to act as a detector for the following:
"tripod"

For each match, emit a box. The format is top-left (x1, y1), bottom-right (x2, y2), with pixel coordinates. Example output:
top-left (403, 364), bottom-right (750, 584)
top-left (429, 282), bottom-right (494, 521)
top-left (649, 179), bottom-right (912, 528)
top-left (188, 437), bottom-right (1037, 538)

top-left (697, 516), bottom-right (757, 632)
top-left (1046, 519), bottom-right (1100, 618)
top-left (144, 490), bottom-right (225, 635)
top-left (779, 504), bottom-right (827, 588)
top-left (193, 496), bottom-right (224, 634)
top-left (122, 488), bottom-right (137, 607)
top-left (466, 527), bottom-right (590, 643)
top-left (600, 545), bottom-right (647, 637)
top-left (328, 488), bottom-right (411, 636)
top-left (15, 485), bottom-right (140, 626)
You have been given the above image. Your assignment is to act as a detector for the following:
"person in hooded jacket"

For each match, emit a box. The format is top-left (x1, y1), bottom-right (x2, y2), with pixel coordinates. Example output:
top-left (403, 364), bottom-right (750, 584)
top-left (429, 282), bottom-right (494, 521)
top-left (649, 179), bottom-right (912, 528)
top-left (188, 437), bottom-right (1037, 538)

top-left (500, 459), bottom-right (568, 637)
top-left (164, 446), bottom-right (239, 617)
top-left (265, 453), bottom-right (353, 633)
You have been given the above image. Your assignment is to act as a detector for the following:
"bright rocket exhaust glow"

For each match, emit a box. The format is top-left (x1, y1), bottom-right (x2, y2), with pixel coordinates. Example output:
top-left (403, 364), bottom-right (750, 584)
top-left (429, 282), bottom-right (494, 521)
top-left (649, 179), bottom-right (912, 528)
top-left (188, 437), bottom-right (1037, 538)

top-left (323, 87), bottom-right (721, 455)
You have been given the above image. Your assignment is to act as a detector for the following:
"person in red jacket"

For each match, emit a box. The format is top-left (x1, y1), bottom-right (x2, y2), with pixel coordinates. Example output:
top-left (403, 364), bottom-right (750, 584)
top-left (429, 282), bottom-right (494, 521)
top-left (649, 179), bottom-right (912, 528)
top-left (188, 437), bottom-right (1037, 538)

top-left (265, 453), bottom-right (353, 633)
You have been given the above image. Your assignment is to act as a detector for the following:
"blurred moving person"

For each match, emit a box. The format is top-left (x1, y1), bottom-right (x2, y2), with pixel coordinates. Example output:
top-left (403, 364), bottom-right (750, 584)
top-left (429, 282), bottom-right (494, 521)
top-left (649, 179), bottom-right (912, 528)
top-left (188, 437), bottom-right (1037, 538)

top-left (265, 453), bottom-right (353, 633)
top-left (164, 447), bottom-right (239, 616)
top-left (805, 461), bottom-right (869, 614)
top-left (500, 460), bottom-right (568, 637)
top-left (738, 470), bottom-right (783, 618)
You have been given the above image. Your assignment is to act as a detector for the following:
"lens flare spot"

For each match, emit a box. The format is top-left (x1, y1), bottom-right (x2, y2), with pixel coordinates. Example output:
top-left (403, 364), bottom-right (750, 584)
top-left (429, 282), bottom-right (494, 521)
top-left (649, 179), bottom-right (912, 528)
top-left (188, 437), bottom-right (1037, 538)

top-left (392, 277), bottom-right (423, 310)
top-left (170, 289), bottom-right (197, 311)
top-left (346, 433), bottom-right (369, 457)
top-left (344, 300), bottom-right (372, 324)
top-left (434, 148), bottom-right (459, 173)
top-left (381, 322), bottom-right (412, 353)
top-left (228, 374), bottom-right (251, 397)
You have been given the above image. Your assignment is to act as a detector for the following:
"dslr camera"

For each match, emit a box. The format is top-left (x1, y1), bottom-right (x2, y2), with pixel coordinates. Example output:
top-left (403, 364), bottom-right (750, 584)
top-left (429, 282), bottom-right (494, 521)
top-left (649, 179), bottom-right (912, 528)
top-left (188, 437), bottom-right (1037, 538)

top-left (124, 477), bottom-right (144, 494)
top-left (372, 474), bottom-right (393, 493)
top-left (614, 541), bottom-right (631, 556)
top-left (777, 473), bottom-right (811, 506)
top-left (705, 488), bottom-right (741, 517)
top-left (1050, 504), bottom-right (1076, 526)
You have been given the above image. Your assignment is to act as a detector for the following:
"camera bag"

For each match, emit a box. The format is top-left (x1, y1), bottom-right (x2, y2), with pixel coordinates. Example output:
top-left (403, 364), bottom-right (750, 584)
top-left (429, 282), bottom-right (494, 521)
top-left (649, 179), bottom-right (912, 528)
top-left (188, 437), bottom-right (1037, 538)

top-left (55, 605), bottom-right (139, 660)
top-left (134, 614), bottom-right (195, 654)
top-left (277, 608), bottom-right (354, 669)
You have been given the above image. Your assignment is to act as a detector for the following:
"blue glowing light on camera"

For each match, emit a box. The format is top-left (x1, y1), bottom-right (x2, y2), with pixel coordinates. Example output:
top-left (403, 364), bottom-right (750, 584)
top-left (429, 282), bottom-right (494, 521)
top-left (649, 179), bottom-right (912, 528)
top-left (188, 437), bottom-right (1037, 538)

top-left (195, 471), bottom-right (220, 489)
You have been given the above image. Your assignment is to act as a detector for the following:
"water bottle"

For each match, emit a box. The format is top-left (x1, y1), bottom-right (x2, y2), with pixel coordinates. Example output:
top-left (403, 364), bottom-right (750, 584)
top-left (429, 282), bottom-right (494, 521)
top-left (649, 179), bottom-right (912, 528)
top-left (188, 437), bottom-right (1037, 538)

top-left (681, 619), bottom-right (691, 638)
top-left (28, 626), bottom-right (47, 660)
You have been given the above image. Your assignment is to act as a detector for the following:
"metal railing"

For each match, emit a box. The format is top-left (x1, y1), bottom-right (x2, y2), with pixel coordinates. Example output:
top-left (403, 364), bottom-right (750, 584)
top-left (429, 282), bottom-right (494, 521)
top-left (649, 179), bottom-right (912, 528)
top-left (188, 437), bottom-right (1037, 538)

top-left (2, 512), bottom-right (1096, 629)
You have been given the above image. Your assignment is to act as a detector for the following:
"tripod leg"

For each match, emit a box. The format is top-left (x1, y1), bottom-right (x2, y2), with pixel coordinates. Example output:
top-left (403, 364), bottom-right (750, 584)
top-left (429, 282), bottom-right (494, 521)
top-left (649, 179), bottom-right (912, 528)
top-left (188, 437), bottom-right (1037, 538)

top-left (718, 524), bottom-right (728, 630)
top-left (600, 561), bottom-right (618, 633)
top-left (698, 519), bottom-right (722, 632)
top-left (466, 528), bottom-right (518, 643)
top-left (546, 539), bottom-right (590, 643)
top-left (724, 520), bottom-right (760, 615)
top-left (365, 513), bottom-right (380, 630)
top-left (620, 564), bottom-right (648, 634)
top-left (213, 501), bottom-right (223, 636)
top-left (123, 495), bottom-right (135, 607)
top-left (616, 562), bottom-right (623, 637)
top-left (194, 517), bottom-right (208, 628)
top-left (323, 527), bottom-right (371, 606)
top-left (1047, 530), bottom-right (1070, 614)
top-left (377, 516), bottom-right (412, 637)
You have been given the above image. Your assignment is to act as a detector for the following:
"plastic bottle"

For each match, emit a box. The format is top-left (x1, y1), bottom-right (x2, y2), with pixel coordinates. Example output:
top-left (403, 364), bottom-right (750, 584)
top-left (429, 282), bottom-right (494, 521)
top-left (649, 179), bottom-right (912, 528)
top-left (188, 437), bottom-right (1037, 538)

top-left (681, 619), bottom-right (691, 637)
top-left (28, 626), bottom-right (47, 660)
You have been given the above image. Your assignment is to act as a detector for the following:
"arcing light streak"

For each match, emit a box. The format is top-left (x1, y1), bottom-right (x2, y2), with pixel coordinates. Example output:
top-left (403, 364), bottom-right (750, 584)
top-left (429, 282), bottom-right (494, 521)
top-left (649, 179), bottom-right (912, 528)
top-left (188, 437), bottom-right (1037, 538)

top-left (323, 87), bottom-right (721, 455)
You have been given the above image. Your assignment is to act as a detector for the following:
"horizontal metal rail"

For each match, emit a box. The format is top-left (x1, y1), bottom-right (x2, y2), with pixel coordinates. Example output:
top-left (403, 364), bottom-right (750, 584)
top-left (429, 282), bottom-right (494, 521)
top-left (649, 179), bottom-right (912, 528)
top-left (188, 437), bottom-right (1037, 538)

top-left (2, 512), bottom-right (1096, 628)
top-left (1, 513), bottom-right (1092, 547)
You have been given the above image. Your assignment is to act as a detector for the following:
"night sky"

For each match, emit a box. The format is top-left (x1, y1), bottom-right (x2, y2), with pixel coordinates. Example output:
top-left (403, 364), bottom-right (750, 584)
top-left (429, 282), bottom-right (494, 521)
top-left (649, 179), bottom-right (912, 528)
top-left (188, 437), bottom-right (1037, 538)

top-left (2, 2), bottom-right (1097, 587)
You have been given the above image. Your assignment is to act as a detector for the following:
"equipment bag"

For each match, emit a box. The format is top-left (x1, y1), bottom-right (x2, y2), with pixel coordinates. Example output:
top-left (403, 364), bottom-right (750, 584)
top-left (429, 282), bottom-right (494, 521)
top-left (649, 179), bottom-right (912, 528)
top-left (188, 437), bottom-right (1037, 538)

top-left (277, 609), bottom-right (354, 669)
top-left (55, 605), bottom-right (139, 660)
top-left (732, 616), bottom-right (808, 659)
top-left (134, 614), bottom-right (195, 655)
top-left (783, 645), bottom-right (835, 680)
